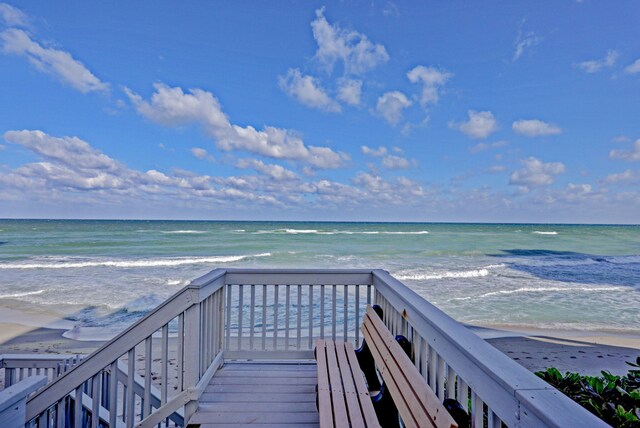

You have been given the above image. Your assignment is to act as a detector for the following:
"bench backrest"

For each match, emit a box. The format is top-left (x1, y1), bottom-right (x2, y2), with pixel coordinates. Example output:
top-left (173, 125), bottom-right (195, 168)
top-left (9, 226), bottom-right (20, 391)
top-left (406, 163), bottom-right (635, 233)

top-left (362, 306), bottom-right (458, 428)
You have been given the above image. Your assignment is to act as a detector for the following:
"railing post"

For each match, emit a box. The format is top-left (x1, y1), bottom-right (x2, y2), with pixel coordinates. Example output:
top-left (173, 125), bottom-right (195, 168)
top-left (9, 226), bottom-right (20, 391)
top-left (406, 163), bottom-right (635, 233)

top-left (183, 295), bottom-right (201, 423)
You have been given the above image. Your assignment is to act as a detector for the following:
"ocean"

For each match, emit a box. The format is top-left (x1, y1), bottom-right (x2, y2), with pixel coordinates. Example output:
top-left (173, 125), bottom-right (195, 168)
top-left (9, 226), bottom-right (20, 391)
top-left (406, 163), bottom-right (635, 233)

top-left (0, 220), bottom-right (638, 340)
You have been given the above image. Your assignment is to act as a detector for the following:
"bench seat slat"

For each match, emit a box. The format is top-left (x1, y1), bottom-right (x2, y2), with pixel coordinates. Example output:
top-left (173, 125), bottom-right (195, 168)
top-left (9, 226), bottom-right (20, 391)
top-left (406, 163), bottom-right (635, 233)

top-left (344, 342), bottom-right (380, 428)
top-left (325, 339), bottom-right (349, 425)
top-left (363, 307), bottom-right (457, 428)
top-left (335, 342), bottom-right (366, 428)
top-left (316, 340), bottom-right (334, 428)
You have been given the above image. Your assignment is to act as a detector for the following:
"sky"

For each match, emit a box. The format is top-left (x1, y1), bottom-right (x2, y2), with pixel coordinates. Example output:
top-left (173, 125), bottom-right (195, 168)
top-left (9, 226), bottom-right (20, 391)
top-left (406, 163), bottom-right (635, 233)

top-left (1, 1), bottom-right (639, 223)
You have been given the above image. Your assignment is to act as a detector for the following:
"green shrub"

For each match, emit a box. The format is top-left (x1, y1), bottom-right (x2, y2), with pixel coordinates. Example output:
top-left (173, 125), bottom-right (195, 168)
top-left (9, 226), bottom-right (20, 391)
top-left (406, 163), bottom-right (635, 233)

top-left (535, 356), bottom-right (640, 427)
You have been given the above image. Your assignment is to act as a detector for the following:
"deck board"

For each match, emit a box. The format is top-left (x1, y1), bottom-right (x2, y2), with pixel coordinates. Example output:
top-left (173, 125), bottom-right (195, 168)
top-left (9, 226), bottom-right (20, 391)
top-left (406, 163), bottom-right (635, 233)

top-left (190, 361), bottom-right (320, 427)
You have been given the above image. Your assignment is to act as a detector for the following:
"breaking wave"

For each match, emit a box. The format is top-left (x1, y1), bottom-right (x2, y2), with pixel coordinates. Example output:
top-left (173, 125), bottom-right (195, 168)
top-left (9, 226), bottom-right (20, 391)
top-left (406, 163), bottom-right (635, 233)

top-left (532, 231), bottom-right (558, 235)
top-left (0, 289), bottom-right (45, 299)
top-left (0, 253), bottom-right (272, 269)
top-left (252, 229), bottom-right (429, 235)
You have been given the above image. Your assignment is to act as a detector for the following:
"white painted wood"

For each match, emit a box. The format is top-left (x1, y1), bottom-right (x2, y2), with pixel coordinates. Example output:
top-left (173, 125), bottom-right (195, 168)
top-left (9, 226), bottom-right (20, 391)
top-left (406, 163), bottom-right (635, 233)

top-left (161, 324), bottom-right (168, 408)
top-left (516, 388), bottom-right (609, 427)
top-left (285, 284), bottom-right (291, 349)
top-left (238, 284), bottom-right (244, 352)
top-left (177, 312), bottom-right (184, 393)
top-left (91, 373), bottom-right (100, 428)
top-left (319, 285), bottom-right (324, 340)
top-left (261, 284), bottom-right (267, 351)
top-left (297, 284), bottom-right (302, 350)
top-left (355, 285), bottom-right (360, 346)
top-left (109, 360), bottom-right (118, 428)
top-left (308, 284), bottom-right (314, 349)
top-left (74, 384), bottom-right (82, 428)
top-left (343, 285), bottom-right (348, 342)
top-left (225, 284), bottom-right (232, 351)
top-left (273, 285), bottom-right (279, 350)
top-left (437, 355), bottom-right (446, 399)
top-left (126, 349), bottom-right (135, 428)
top-left (0, 375), bottom-right (46, 427)
top-left (250, 284), bottom-right (256, 350)
top-left (143, 337), bottom-right (152, 419)
top-left (331, 285), bottom-right (337, 341)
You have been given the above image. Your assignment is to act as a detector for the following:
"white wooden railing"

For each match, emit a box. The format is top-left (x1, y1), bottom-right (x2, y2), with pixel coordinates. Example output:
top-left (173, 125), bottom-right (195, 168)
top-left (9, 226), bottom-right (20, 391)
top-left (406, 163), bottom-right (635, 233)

top-left (2, 355), bottom-right (84, 389)
top-left (23, 268), bottom-right (606, 427)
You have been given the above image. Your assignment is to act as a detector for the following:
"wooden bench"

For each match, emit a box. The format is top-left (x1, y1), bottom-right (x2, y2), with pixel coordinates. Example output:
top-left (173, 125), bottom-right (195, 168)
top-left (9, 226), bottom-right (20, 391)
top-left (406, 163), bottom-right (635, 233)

top-left (316, 306), bottom-right (458, 428)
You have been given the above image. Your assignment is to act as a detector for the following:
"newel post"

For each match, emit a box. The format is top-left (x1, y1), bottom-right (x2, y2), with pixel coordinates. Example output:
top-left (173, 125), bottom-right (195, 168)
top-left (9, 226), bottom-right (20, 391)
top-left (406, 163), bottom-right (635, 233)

top-left (182, 289), bottom-right (201, 423)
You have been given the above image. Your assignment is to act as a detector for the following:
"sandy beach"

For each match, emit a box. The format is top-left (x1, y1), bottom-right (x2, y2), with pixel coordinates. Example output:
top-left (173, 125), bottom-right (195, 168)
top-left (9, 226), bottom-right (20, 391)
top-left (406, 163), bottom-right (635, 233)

top-left (1, 321), bottom-right (638, 382)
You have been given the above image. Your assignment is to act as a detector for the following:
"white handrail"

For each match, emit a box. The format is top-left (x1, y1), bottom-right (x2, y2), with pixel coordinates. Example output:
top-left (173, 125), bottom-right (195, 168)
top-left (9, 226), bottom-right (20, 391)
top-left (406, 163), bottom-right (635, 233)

top-left (372, 269), bottom-right (608, 427)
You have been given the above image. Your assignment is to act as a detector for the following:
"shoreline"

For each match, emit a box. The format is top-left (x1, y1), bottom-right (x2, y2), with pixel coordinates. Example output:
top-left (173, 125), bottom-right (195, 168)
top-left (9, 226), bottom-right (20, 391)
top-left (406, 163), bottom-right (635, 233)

top-left (1, 321), bottom-right (638, 378)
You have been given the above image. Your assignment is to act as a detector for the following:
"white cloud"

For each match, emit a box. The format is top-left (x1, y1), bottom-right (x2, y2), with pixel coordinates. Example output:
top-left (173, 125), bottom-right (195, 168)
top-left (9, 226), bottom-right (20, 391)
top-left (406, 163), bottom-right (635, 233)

top-left (336, 78), bottom-right (362, 106)
top-left (191, 147), bottom-right (214, 162)
top-left (0, 3), bottom-right (29, 27)
top-left (450, 110), bottom-right (498, 139)
top-left (382, 154), bottom-right (412, 169)
top-left (576, 50), bottom-right (619, 73)
top-left (509, 157), bottom-right (565, 189)
top-left (609, 139), bottom-right (640, 162)
top-left (513, 27), bottom-right (542, 61)
top-left (602, 169), bottom-right (640, 185)
top-left (407, 65), bottom-right (452, 107)
top-left (489, 165), bottom-right (507, 173)
top-left (375, 91), bottom-right (412, 125)
top-left (278, 68), bottom-right (341, 113)
top-left (1, 130), bottom-right (290, 206)
top-left (0, 28), bottom-right (108, 93)
top-left (311, 7), bottom-right (389, 75)
top-left (126, 83), bottom-right (349, 169)
top-left (236, 159), bottom-right (298, 181)
top-left (624, 59), bottom-right (640, 75)
top-left (360, 145), bottom-right (387, 157)
top-left (512, 119), bottom-right (562, 137)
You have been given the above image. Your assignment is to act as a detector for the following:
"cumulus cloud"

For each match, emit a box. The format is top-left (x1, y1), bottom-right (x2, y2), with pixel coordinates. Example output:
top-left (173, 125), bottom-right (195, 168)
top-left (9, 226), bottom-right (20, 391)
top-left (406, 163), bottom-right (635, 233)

top-left (576, 50), bottom-right (619, 73)
top-left (0, 28), bottom-right (108, 93)
top-left (407, 65), bottom-right (452, 107)
top-left (360, 145), bottom-right (387, 157)
top-left (624, 59), bottom-right (640, 75)
top-left (512, 119), bottom-right (562, 137)
top-left (126, 83), bottom-right (349, 169)
top-left (450, 110), bottom-right (498, 139)
top-left (336, 78), bottom-right (362, 106)
top-left (509, 157), bottom-right (565, 190)
top-left (381, 154), bottom-right (413, 170)
top-left (278, 68), bottom-right (341, 113)
top-left (609, 139), bottom-right (640, 162)
top-left (0, 3), bottom-right (29, 27)
top-left (1, 130), bottom-right (290, 206)
top-left (311, 7), bottom-right (389, 75)
top-left (375, 91), bottom-right (412, 125)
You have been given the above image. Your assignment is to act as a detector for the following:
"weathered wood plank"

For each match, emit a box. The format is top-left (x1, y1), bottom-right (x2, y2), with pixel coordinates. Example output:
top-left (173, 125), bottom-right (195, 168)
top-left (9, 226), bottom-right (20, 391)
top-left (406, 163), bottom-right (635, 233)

top-left (344, 342), bottom-right (380, 428)
top-left (315, 340), bottom-right (333, 428)
top-left (197, 424), bottom-right (319, 428)
top-left (335, 342), bottom-right (364, 428)
top-left (196, 401), bottom-right (318, 413)
top-left (190, 411), bottom-right (320, 424)
top-left (205, 383), bottom-right (316, 394)
top-left (200, 392), bottom-right (317, 403)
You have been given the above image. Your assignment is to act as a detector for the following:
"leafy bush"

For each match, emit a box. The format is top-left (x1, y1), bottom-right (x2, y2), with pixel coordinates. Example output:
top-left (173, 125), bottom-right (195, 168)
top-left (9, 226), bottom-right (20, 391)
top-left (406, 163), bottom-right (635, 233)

top-left (535, 356), bottom-right (640, 427)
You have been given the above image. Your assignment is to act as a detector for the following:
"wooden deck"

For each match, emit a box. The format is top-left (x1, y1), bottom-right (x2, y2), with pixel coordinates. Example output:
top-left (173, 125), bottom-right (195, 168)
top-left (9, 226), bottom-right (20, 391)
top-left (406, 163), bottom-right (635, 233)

top-left (188, 360), bottom-right (319, 428)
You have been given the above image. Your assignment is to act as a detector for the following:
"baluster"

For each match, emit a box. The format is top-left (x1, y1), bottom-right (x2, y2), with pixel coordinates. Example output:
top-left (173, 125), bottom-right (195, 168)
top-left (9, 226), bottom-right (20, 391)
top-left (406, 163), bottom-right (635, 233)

top-left (126, 348), bottom-right (135, 428)
top-left (109, 361), bottom-right (118, 428)
top-left (459, 378), bottom-right (470, 414)
top-left (296, 284), bottom-right (302, 350)
top-left (308, 284), bottom-right (314, 348)
top-left (74, 383), bottom-right (83, 428)
top-left (143, 337), bottom-right (152, 419)
top-left (428, 346), bottom-right (437, 391)
top-left (249, 284), bottom-right (255, 350)
top-left (55, 398), bottom-right (65, 428)
top-left (237, 284), bottom-right (244, 351)
top-left (177, 312), bottom-right (184, 392)
top-left (420, 336), bottom-right (428, 380)
top-left (160, 324), bottom-right (168, 412)
top-left (343, 285), bottom-right (348, 342)
top-left (273, 284), bottom-right (279, 350)
top-left (91, 373), bottom-right (100, 428)
top-left (437, 355), bottom-right (446, 399)
top-left (331, 284), bottom-right (337, 341)
top-left (225, 284), bottom-right (232, 351)
top-left (473, 392), bottom-right (483, 428)
top-left (285, 284), bottom-right (291, 349)
top-left (447, 366), bottom-right (457, 399)
top-left (261, 284), bottom-right (267, 351)
top-left (319, 284), bottom-right (324, 340)
top-left (355, 285), bottom-right (361, 346)
top-left (368, 284), bottom-right (372, 305)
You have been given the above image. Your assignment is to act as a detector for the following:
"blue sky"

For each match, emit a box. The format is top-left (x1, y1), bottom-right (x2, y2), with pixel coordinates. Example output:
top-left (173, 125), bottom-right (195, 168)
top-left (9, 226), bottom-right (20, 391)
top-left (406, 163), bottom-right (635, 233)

top-left (1, 1), bottom-right (639, 223)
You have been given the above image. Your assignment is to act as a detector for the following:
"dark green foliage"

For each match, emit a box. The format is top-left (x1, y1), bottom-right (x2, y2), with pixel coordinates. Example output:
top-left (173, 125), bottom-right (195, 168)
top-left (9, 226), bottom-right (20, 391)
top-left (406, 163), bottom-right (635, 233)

top-left (535, 356), bottom-right (640, 427)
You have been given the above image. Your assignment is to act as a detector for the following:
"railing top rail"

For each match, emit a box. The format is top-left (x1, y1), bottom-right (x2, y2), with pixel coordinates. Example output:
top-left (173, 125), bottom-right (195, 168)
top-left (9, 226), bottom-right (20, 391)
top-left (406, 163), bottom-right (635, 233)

top-left (371, 269), bottom-right (607, 427)
top-left (222, 268), bottom-right (376, 285)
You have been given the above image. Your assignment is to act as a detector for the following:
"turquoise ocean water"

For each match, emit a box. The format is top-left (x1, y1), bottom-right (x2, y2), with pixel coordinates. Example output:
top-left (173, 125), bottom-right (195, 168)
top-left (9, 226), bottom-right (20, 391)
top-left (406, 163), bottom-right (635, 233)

top-left (0, 220), bottom-right (638, 340)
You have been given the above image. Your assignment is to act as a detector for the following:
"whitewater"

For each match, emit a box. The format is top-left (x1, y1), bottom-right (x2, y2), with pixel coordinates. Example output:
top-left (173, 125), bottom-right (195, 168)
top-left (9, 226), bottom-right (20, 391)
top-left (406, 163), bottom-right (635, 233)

top-left (0, 220), bottom-right (638, 339)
